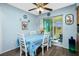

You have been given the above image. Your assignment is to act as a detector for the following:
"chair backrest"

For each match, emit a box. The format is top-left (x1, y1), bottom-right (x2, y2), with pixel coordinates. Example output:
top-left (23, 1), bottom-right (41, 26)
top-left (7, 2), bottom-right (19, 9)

top-left (30, 31), bottom-right (37, 35)
top-left (18, 32), bottom-right (27, 51)
top-left (42, 32), bottom-right (50, 44)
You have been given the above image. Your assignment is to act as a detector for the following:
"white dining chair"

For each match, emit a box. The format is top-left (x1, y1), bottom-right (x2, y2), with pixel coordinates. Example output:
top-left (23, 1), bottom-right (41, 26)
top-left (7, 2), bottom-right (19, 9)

top-left (41, 32), bottom-right (50, 56)
top-left (18, 32), bottom-right (27, 56)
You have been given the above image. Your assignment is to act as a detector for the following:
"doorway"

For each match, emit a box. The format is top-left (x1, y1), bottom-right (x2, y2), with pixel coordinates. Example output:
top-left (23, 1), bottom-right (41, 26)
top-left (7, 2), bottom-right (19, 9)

top-left (42, 16), bottom-right (63, 47)
top-left (53, 15), bottom-right (63, 46)
top-left (43, 18), bottom-right (53, 47)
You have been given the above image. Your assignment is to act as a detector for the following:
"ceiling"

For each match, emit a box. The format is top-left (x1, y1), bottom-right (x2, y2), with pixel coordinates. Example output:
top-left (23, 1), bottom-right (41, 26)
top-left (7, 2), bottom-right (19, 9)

top-left (8, 3), bottom-right (74, 15)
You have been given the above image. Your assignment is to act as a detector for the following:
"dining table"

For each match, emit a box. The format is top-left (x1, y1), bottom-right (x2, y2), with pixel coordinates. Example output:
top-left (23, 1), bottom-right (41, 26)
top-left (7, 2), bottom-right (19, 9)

top-left (16, 33), bottom-right (52, 56)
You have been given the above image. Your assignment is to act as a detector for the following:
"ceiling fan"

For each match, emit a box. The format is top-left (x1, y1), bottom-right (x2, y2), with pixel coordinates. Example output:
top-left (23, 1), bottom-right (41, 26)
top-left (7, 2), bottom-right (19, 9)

top-left (28, 3), bottom-right (53, 14)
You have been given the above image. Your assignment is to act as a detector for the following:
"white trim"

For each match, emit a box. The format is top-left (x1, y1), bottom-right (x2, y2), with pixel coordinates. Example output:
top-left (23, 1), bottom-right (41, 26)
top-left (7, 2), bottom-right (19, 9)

top-left (0, 47), bottom-right (18, 54)
top-left (51, 43), bottom-right (69, 49)
top-left (52, 42), bottom-right (63, 47)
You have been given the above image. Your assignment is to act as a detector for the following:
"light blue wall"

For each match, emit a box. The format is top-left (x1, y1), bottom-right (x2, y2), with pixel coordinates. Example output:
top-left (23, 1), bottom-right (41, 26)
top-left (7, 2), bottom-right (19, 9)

top-left (38, 4), bottom-right (77, 49)
top-left (0, 8), bottom-right (3, 53)
top-left (0, 3), bottom-right (40, 53)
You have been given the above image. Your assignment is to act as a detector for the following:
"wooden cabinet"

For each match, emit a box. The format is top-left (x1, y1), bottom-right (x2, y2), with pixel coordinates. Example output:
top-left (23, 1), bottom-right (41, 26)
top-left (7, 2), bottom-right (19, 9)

top-left (77, 7), bottom-right (79, 52)
top-left (77, 7), bottom-right (79, 24)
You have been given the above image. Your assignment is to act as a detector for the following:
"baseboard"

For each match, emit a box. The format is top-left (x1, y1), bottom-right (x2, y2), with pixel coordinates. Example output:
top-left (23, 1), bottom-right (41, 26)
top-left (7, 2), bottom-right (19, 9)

top-left (51, 42), bottom-right (63, 47)
top-left (0, 47), bottom-right (19, 55)
top-left (51, 42), bottom-right (69, 50)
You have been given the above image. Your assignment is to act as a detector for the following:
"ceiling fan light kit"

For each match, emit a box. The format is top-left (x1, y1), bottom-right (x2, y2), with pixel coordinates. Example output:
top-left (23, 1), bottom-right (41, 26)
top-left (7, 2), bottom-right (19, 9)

top-left (28, 3), bottom-right (53, 14)
top-left (37, 7), bottom-right (44, 11)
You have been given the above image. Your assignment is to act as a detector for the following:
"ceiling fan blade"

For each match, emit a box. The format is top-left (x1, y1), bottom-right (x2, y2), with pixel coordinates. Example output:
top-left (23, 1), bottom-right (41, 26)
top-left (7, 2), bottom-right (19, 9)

top-left (44, 7), bottom-right (52, 11)
top-left (39, 11), bottom-right (42, 14)
top-left (33, 3), bottom-right (38, 6)
top-left (28, 8), bottom-right (37, 11)
top-left (43, 3), bottom-right (48, 6)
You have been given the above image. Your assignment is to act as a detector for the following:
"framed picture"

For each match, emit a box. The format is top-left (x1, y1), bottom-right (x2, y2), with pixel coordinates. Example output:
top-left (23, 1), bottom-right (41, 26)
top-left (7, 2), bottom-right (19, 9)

top-left (65, 14), bottom-right (74, 25)
top-left (22, 21), bottom-right (28, 30)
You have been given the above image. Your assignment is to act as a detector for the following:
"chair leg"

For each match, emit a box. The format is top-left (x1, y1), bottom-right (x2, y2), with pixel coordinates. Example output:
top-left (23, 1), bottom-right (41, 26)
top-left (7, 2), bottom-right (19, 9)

top-left (35, 51), bottom-right (36, 55)
top-left (47, 45), bottom-right (48, 51)
top-left (42, 46), bottom-right (44, 56)
top-left (49, 40), bottom-right (51, 47)
top-left (25, 51), bottom-right (27, 56)
top-left (20, 49), bottom-right (22, 56)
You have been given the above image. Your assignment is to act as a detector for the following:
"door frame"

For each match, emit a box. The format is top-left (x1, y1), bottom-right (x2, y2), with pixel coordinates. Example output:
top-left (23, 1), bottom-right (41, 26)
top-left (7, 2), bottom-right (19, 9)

top-left (42, 15), bottom-right (63, 47)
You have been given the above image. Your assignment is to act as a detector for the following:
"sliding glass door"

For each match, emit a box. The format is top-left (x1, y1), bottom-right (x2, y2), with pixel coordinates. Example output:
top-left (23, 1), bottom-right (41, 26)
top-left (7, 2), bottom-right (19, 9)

top-left (53, 15), bottom-right (63, 43)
